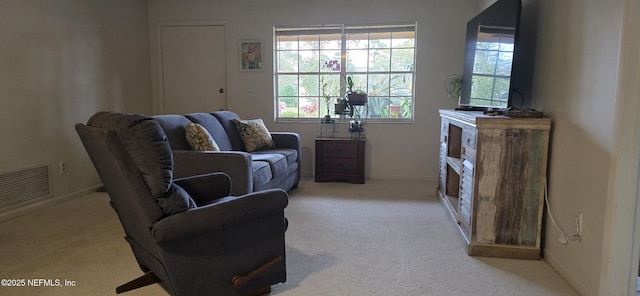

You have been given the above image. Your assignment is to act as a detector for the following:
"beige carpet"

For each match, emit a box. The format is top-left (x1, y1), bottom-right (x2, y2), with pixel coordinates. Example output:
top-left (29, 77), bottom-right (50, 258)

top-left (0, 178), bottom-right (579, 295)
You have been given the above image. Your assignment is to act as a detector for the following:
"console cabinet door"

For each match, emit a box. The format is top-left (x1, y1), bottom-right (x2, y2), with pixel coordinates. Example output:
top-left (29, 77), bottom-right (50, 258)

top-left (439, 120), bottom-right (449, 194)
top-left (458, 128), bottom-right (476, 239)
top-left (475, 128), bottom-right (546, 247)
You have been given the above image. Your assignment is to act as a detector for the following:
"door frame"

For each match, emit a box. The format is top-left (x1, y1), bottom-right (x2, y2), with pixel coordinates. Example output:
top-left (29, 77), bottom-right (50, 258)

top-left (601, 0), bottom-right (640, 294)
top-left (156, 21), bottom-right (227, 114)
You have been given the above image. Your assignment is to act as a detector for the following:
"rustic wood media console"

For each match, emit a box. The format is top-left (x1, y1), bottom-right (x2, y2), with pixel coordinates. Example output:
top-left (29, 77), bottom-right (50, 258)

top-left (438, 109), bottom-right (551, 259)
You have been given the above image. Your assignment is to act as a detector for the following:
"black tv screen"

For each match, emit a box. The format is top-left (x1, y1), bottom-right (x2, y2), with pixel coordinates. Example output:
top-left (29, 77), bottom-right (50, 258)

top-left (459, 0), bottom-right (532, 110)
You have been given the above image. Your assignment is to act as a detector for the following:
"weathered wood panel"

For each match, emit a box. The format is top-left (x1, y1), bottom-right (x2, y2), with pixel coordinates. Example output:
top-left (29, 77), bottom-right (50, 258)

top-left (476, 129), bottom-right (547, 246)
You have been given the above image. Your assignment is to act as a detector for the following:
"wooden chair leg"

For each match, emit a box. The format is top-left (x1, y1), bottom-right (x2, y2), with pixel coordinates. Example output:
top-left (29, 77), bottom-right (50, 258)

top-left (116, 272), bottom-right (161, 294)
top-left (231, 256), bottom-right (282, 289)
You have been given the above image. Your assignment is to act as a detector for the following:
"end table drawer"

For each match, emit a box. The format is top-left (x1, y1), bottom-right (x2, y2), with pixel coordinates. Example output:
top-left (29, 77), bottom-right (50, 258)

top-left (321, 159), bottom-right (359, 174)
top-left (322, 142), bottom-right (359, 158)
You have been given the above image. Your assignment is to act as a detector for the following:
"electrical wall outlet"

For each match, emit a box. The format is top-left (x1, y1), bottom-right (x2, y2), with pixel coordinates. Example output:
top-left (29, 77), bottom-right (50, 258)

top-left (59, 160), bottom-right (68, 174)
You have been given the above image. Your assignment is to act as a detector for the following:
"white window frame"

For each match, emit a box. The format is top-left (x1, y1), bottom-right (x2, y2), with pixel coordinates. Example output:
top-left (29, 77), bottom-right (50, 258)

top-left (274, 23), bottom-right (417, 122)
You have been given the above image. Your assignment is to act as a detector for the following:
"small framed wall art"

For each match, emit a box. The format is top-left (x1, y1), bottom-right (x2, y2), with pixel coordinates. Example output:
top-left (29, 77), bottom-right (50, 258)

top-left (239, 39), bottom-right (263, 71)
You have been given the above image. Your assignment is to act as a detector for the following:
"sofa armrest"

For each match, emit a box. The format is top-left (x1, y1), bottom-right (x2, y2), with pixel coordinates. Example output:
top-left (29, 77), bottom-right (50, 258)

top-left (271, 132), bottom-right (300, 152)
top-left (174, 172), bottom-right (231, 206)
top-left (151, 189), bottom-right (289, 244)
top-left (172, 150), bottom-right (253, 195)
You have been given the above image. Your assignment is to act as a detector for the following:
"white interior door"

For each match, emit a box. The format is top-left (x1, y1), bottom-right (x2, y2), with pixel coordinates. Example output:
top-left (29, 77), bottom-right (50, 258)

top-left (160, 25), bottom-right (226, 114)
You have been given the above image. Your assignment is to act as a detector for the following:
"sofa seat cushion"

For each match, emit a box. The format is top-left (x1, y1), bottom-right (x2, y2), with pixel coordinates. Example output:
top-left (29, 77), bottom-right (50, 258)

top-left (252, 161), bottom-right (272, 188)
top-left (252, 149), bottom-right (297, 166)
top-left (251, 153), bottom-right (288, 177)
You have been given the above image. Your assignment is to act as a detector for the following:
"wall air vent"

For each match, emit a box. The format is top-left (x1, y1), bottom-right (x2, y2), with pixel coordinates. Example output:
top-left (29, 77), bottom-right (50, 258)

top-left (0, 164), bottom-right (51, 209)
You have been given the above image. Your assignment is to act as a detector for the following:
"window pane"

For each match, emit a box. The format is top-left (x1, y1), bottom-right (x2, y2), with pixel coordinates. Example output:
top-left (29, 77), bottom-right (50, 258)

top-left (367, 97), bottom-right (390, 118)
top-left (392, 32), bottom-right (415, 48)
top-left (492, 77), bottom-right (511, 101)
top-left (347, 74), bottom-right (367, 94)
top-left (299, 97), bottom-right (319, 118)
top-left (477, 41), bottom-right (499, 51)
top-left (347, 33), bottom-right (368, 49)
top-left (470, 75), bottom-right (494, 100)
top-left (300, 36), bottom-right (319, 50)
top-left (278, 75), bottom-right (298, 96)
top-left (320, 53), bottom-right (342, 71)
top-left (277, 36), bottom-right (298, 50)
top-left (321, 33), bottom-right (342, 49)
top-left (321, 74), bottom-right (341, 97)
top-left (299, 50), bottom-right (319, 72)
top-left (496, 51), bottom-right (513, 76)
top-left (346, 49), bottom-right (368, 72)
top-left (368, 74), bottom-right (390, 96)
top-left (473, 50), bottom-right (498, 74)
top-left (390, 73), bottom-right (412, 96)
top-left (278, 97), bottom-right (298, 117)
top-left (370, 32), bottom-right (391, 48)
top-left (390, 97), bottom-right (411, 118)
top-left (391, 48), bottom-right (414, 71)
top-left (300, 74), bottom-right (319, 96)
top-left (369, 49), bottom-right (390, 72)
top-left (278, 51), bottom-right (298, 72)
top-left (499, 39), bottom-right (514, 51)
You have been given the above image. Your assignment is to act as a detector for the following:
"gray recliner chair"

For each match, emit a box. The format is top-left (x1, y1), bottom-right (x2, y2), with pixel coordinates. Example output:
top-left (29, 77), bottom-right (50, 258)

top-left (75, 111), bottom-right (288, 295)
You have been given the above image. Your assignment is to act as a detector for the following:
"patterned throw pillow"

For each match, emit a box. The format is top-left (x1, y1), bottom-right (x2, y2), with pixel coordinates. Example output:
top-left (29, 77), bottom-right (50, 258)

top-left (232, 118), bottom-right (275, 152)
top-left (185, 122), bottom-right (220, 151)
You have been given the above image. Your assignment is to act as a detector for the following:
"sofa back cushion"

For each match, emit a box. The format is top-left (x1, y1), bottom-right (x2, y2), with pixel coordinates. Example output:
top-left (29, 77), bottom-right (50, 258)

top-left (211, 111), bottom-right (246, 151)
top-left (152, 115), bottom-right (193, 150)
top-left (185, 113), bottom-right (233, 151)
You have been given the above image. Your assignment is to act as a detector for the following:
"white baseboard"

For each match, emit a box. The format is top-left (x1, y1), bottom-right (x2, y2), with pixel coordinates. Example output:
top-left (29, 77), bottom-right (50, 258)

top-left (302, 171), bottom-right (438, 183)
top-left (0, 185), bottom-right (102, 223)
top-left (543, 249), bottom-right (593, 296)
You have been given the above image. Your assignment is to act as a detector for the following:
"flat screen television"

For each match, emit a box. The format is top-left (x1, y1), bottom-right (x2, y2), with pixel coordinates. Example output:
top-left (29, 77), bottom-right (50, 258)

top-left (459, 0), bottom-right (534, 110)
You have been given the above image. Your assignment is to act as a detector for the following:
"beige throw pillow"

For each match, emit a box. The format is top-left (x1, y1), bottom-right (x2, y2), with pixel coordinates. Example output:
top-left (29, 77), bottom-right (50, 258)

top-left (185, 122), bottom-right (220, 151)
top-left (232, 118), bottom-right (275, 152)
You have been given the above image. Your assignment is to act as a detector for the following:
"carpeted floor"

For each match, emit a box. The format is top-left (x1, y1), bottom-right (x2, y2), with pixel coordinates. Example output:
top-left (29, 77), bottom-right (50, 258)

top-left (0, 178), bottom-right (580, 295)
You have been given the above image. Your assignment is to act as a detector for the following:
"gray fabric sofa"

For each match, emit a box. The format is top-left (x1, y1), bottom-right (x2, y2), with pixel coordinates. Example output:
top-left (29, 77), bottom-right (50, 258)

top-left (152, 111), bottom-right (300, 196)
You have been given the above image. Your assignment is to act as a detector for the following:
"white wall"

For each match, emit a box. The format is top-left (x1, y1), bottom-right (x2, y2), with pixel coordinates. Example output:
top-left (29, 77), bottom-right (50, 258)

top-left (148, 0), bottom-right (476, 180)
top-left (0, 1), bottom-right (152, 205)
top-left (530, 0), bottom-right (626, 295)
top-left (440, 0), bottom-right (632, 294)
top-left (474, 1), bottom-right (635, 293)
